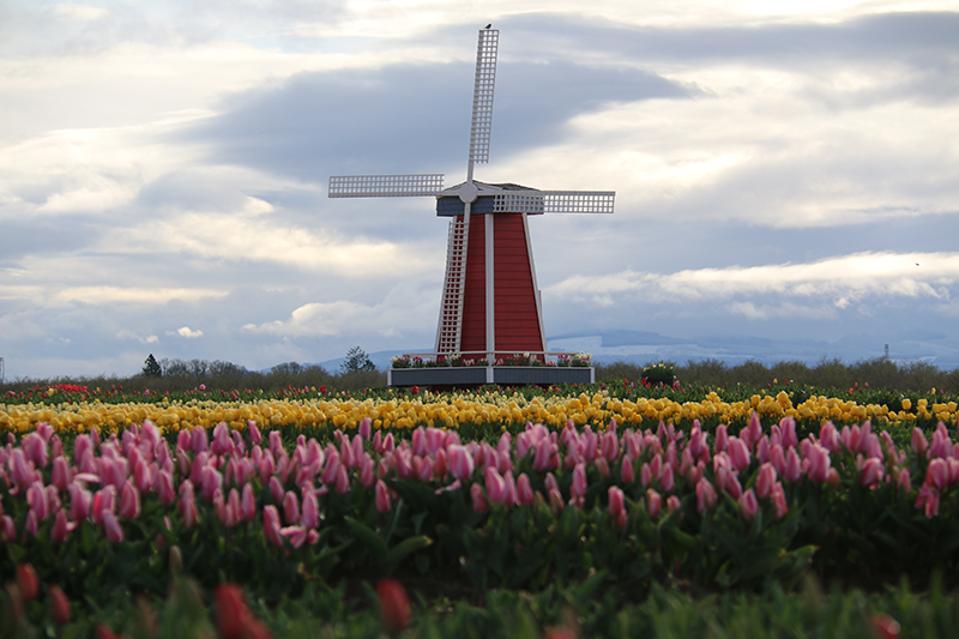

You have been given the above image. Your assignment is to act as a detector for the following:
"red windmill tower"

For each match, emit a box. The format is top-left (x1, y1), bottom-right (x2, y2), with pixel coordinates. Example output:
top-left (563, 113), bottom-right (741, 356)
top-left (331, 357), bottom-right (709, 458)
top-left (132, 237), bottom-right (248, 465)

top-left (329, 26), bottom-right (616, 385)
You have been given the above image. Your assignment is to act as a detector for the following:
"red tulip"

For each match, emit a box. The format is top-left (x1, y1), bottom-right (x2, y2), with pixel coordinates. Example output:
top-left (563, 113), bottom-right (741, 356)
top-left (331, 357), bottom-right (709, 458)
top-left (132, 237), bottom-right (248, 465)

top-left (871, 613), bottom-right (900, 639)
top-left (48, 585), bottom-right (70, 625)
top-left (377, 579), bottom-right (411, 633)
top-left (16, 563), bottom-right (39, 602)
top-left (214, 584), bottom-right (251, 639)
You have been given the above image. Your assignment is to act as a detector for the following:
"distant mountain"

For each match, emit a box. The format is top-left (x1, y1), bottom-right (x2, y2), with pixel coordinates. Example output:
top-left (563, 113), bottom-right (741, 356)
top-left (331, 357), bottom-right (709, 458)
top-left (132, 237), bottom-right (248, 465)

top-left (279, 330), bottom-right (959, 372)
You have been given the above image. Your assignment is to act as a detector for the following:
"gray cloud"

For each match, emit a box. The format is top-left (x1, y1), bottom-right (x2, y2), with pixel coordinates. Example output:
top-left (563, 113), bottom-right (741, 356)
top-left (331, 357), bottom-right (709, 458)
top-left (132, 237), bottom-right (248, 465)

top-left (185, 61), bottom-right (691, 181)
top-left (494, 11), bottom-right (959, 67)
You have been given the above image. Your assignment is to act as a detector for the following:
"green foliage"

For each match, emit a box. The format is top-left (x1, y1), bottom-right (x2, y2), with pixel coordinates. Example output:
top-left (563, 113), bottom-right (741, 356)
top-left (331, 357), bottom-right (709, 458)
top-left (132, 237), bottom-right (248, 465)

top-left (141, 354), bottom-right (162, 378)
top-left (341, 346), bottom-right (376, 374)
top-left (598, 357), bottom-right (959, 393)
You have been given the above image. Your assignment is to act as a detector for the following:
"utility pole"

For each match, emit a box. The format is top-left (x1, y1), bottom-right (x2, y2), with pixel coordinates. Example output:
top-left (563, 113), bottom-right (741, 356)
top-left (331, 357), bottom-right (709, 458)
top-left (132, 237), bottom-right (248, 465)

top-left (0, 357), bottom-right (5, 384)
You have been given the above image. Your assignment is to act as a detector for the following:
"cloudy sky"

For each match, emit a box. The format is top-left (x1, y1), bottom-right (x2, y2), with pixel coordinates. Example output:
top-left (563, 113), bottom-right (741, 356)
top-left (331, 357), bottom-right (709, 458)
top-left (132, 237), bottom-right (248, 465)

top-left (2, 0), bottom-right (958, 378)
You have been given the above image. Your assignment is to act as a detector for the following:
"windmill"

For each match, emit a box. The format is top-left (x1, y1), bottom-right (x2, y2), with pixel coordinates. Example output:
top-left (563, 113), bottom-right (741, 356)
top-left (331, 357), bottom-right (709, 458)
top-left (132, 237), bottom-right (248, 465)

top-left (329, 26), bottom-right (615, 384)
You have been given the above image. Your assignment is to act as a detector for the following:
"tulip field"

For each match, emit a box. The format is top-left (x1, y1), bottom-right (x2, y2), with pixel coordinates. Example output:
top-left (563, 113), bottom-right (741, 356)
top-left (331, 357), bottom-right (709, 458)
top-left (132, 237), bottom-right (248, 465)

top-left (3, 383), bottom-right (959, 637)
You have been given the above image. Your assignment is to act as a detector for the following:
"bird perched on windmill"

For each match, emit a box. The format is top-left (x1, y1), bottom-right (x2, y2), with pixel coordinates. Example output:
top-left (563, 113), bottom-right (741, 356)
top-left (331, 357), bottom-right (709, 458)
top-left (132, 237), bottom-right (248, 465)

top-left (329, 26), bottom-right (616, 386)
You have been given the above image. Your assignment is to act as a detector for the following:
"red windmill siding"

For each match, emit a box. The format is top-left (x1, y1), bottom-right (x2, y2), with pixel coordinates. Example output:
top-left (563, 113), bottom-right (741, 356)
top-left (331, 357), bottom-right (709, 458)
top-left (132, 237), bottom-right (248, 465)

top-left (459, 215), bottom-right (487, 353)
top-left (493, 214), bottom-right (544, 354)
top-left (457, 213), bottom-right (544, 357)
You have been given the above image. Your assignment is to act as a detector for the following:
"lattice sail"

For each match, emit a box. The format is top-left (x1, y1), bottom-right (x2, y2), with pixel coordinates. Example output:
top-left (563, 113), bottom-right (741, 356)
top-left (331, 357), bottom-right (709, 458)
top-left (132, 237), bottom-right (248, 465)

top-left (328, 174), bottom-right (444, 198)
top-left (468, 28), bottom-right (499, 165)
top-left (492, 190), bottom-right (616, 215)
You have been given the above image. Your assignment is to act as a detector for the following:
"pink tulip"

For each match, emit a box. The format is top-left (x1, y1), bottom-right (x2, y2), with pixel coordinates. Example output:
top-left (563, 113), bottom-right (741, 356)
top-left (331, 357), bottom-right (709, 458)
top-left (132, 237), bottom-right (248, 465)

top-left (416, 456), bottom-right (434, 482)
top-left (780, 417), bottom-right (798, 449)
top-left (23, 433), bottom-right (48, 469)
top-left (241, 483), bottom-right (257, 521)
top-left (334, 464), bottom-right (350, 494)
top-left (0, 515), bottom-right (14, 542)
top-left (26, 482), bottom-right (49, 521)
top-left (727, 438), bottom-right (751, 471)
top-left (375, 479), bottom-right (392, 513)
top-left (102, 510), bottom-right (124, 543)
top-left (916, 484), bottom-right (940, 518)
top-left (516, 473), bottom-right (535, 505)
top-left (263, 505), bottom-right (284, 546)
top-left (119, 482), bottom-right (140, 519)
top-left (738, 488), bottom-right (759, 520)
top-left (282, 491), bottom-right (300, 525)
top-left (544, 472), bottom-right (559, 495)
top-left (784, 448), bottom-right (802, 482)
top-left (301, 490), bottom-right (319, 528)
top-left (547, 488), bottom-right (565, 513)
top-left (570, 463), bottom-right (587, 506)
top-left (926, 458), bottom-right (949, 491)
top-left (805, 444), bottom-right (831, 483)
top-left (200, 466), bottom-right (222, 501)
top-left (470, 483), bottom-right (488, 513)
top-left (594, 457), bottom-right (610, 479)
top-left (533, 438), bottom-right (556, 471)
top-left (484, 466), bottom-right (508, 504)
top-left (359, 417), bottom-right (372, 441)
top-left (51, 456), bottom-right (71, 491)
top-left (268, 476), bottom-right (284, 505)
top-left (25, 510), bottom-right (39, 537)
top-left (912, 428), bottom-right (929, 456)
top-left (819, 422), bottom-right (840, 452)
top-left (69, 483), bottom-right (92, 521)
top-left (646, 489), bottom-right (662, 519)
top-left (51, 509), bottom-right (74, 543)
top-left (756, 437), bottom-right (770, 464)
top-left (695, 478), bottom-right (717, 514)
top-left (178, 480), bottom-right (198, 528)
top-left (640, 463), bottom-right (652, 487)
top-left (620, 456), bottom-right (635, 484)
top-left (666, 494), bottom-right (681, 514)
top-left (608, 486), bottom-right (627, 528)
top-left (770, 482), bottom-right (788, 519)
top-left (601, 432), bottom-right (618, 461)
top-left (281, 525), bottom-right (308, 548)
top-left (359, 454), bottom-right (375, 488)
top-left (10, 449), bottom-right (37, 487)
top-left (756, 463), bottom-right (777, 499)
top-left (659, 463), bottom-right (675, 492)
top-left (155, 470), bottom-right (174, 505)
top-left (860, 457), bottom-right (884, 488)
top-left (448, 445), bottom-right (475, 480)
top-left (92, 486), bottom-right (116, 524)
top-left (897, 468), bottom-right (912, 494)
top-left (714, 424), bottom-right (729, 453)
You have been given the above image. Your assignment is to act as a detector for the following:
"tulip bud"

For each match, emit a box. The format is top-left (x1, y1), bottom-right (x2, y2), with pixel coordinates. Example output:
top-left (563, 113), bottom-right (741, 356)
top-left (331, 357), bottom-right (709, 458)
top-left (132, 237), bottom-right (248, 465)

top-left (377, 579), bottom-right (411, 633)
top-left (16, 564), bottom-right (39, 602)
top-left (375, 479), bottom-right (392, 513)
top-left (49, 585), bottom-right (71, 625)
top-left (738, 488), bottom-right (759, 520)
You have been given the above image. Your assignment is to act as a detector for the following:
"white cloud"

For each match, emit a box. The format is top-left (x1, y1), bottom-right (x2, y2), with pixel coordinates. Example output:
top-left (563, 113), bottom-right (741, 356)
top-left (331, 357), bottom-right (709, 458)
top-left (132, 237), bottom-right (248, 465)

top-left (53, 287), bottom-right (228, 305)
top-left (175, 326), bottom-right (204, 338)
top-left (547, 251), bottom-right (959, 306)
top-left (115, 330), bottom-right (160, 344)
top-left (53, 4), bottom-right (109, 21)
top-left (104, 211), bottom-right (438, 276)
top-left (243, 282), bottom-right (439, 338)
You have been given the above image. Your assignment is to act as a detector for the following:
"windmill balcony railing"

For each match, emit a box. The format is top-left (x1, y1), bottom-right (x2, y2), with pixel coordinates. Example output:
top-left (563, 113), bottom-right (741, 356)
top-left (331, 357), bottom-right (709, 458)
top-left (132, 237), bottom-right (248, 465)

top-left (391, 351), bottom-right (592, 369)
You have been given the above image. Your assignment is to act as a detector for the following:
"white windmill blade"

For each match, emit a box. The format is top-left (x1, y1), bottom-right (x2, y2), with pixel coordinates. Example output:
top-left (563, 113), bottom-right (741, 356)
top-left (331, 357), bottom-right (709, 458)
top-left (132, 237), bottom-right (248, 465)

top-left (468, 27), bottom-right (499, 166)
top-left (328, 174), bottom-right (445, 198)
top-left (492, 190), bottom-right (616, 215)
top-left (541, 190), bottom-right (616, 214)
